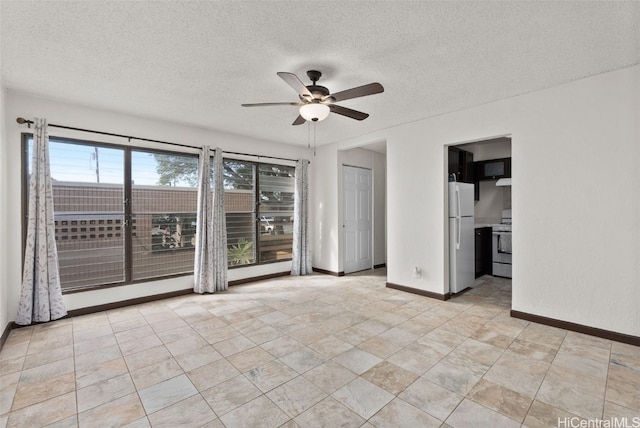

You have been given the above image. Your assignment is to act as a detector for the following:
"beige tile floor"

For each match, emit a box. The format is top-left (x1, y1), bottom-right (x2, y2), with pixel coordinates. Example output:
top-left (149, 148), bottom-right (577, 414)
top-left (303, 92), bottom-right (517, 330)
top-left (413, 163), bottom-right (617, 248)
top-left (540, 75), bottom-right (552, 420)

top-left (1, 270), bottom-right (639, 427)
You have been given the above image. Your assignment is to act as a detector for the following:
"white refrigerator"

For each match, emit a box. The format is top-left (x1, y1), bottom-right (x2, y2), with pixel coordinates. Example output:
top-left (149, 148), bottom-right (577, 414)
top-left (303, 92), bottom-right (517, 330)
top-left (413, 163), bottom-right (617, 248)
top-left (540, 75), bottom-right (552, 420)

top-left (449, 182), bottom-right (475, 294)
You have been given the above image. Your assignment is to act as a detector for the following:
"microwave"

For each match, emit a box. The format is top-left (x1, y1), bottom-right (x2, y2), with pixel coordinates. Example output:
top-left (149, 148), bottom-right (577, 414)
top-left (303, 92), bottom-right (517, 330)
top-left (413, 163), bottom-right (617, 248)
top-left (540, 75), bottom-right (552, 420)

top-left (476, 158), bottom-right (511, 181)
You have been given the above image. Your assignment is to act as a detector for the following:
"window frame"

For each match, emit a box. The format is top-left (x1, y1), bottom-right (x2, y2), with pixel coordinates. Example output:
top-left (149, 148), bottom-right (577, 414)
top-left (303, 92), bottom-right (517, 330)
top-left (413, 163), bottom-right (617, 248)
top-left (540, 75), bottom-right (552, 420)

top-left (21, 134), bottom-right (131, 293)
top-left (21, 133), bottom-right (295, 294)
top-left (223, 159), bottom-right (296, 269)
top-left (128, 147), bottom-right (200, 282)
top-left (255, 162), bottom-right (296, 265)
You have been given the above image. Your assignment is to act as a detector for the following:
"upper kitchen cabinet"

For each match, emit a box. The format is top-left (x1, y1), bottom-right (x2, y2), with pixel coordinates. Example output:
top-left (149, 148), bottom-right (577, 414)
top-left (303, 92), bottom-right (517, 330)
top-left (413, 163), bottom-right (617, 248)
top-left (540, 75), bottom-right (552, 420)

top-left (448, 147), bottom-right (474, 183)
top-left (475, 157), bottom-right (511, 181)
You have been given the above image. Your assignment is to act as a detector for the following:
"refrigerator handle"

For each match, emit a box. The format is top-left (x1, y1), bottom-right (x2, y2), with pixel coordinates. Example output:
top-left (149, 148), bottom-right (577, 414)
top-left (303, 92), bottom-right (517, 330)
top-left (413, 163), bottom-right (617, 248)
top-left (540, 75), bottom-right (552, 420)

top-left (455, 185), bottom-right (461, 250)
top-left (456, 185), bottom-right (461, 219)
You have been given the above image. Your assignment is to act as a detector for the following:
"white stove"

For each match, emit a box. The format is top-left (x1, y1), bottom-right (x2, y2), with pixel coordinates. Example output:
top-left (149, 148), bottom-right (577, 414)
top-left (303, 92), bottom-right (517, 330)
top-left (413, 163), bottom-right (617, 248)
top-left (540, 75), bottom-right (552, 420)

top-left (492, 210), bottom-right (512, 278)
top-left (492, 224), bottom-right (512, 232)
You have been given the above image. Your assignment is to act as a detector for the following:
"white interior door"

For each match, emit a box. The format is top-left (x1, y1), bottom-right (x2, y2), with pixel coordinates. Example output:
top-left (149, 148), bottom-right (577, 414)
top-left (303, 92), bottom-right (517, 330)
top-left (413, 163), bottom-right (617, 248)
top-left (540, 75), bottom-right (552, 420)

top-left (343, 165), bottom-right (373, 274)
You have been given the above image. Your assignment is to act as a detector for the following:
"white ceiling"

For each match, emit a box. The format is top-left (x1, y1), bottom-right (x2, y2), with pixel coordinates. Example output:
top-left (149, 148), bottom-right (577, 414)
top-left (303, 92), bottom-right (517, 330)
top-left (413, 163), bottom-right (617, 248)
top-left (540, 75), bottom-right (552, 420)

top-left (2, 1), bottom-right (639, 148)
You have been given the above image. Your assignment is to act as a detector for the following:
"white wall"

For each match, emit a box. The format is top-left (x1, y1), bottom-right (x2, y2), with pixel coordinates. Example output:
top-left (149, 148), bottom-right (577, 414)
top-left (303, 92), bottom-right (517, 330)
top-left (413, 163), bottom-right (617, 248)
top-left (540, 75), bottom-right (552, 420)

top-left (325, 65), bottom-right (640, 336)
top-left (0, 86), bottom-right (8, 332)
top-left (4, 91), bottom-right (311, 319)
top-left (310, 142), bottom-right (339, 272)
top-left (310, 145), bottom-right (387, 274)
top-left (338, 147), bottom-right (386, 270)
top-left (372, 151), bottom-right (386, 266)
top-left (474, 180), bottom-right (505, 223)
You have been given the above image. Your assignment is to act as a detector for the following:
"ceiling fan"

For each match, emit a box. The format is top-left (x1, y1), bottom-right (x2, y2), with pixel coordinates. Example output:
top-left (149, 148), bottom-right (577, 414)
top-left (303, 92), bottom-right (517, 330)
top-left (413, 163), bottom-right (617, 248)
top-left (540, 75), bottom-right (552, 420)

top-left (241, 70), bottom-right (384, 125)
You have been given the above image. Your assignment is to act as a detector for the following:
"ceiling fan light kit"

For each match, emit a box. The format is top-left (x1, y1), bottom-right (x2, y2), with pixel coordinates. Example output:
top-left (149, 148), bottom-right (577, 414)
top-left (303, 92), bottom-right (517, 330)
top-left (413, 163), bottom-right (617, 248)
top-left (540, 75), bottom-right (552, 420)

top-left (299, 103), bottom-right (330, 122)
top-left (242, 70), bottom-right (384, 125)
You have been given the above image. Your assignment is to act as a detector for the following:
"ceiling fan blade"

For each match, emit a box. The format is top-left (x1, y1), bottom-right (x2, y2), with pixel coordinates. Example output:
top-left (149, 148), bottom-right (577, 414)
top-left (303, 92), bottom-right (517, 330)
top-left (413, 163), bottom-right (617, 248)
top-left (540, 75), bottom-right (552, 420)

top-left (277, 72), bottom-right (313, 98)
top-left (241, 102), bottom-right (302, 107)
top-left (328, 82), bottom-right (384, 103)
top-left (292, 115), bottom-right (306, 126)
top-left (329, 104), bottom-right (369, 121)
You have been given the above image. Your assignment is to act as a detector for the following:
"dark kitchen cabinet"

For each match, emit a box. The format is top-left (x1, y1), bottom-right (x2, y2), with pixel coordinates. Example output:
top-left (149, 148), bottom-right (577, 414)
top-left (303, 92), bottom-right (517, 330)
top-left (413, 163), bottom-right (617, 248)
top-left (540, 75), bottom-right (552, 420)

top-left (448, 147), bottom-right (474, 183)
top-left (475, 158), bottom-right (511, 181)
top-left (475, 227), bottom-right (492, 278)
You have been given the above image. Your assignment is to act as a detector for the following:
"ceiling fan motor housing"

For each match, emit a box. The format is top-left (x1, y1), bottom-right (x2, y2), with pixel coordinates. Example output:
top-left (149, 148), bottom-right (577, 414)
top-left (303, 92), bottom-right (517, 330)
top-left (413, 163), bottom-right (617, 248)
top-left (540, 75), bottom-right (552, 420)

top-left (304, 70), bottom-right (331, 101)
top-left (303, 85), bottom-right (330, 100)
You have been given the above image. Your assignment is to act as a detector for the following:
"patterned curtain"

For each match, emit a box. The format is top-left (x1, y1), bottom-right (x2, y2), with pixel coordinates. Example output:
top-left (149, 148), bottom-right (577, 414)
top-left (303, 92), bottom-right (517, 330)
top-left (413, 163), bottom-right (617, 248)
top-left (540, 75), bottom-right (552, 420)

top-left (16, 118), bottom-right (67, 325)
top-left (193, 146), bottom-right (213, 293)
top-left (193, 147), bottom-right (227, 293)
top-left (291, 159), bottom-right (311, 275)
top-left (211, 148), bottom-right (228, 291)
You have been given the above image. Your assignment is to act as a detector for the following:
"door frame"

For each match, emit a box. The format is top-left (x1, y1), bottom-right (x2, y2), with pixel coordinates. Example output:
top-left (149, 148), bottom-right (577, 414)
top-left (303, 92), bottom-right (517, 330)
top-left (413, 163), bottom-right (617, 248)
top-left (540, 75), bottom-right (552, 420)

top-left (342, 164), bottom-right (374, 274)
top-left (445, 134), bottom-right (513, 295)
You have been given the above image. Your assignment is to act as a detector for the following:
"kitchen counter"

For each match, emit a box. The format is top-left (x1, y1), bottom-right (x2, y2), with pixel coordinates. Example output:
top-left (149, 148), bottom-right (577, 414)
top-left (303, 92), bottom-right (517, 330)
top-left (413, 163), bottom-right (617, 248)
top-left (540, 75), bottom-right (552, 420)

top-left (474, 223), bottom-right (501, 229)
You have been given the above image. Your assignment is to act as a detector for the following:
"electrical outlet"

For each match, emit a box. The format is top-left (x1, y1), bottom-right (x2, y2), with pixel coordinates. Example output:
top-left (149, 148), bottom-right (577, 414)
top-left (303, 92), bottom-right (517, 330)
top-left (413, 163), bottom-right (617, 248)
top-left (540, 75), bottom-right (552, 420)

top-left (414, 266), bottom-right (422, 279)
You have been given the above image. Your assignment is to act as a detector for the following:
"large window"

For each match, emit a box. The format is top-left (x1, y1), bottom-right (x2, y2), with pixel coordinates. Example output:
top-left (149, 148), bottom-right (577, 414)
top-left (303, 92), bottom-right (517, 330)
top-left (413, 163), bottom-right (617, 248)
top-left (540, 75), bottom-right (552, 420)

top-left (222, 160), bottom-right (295, 266)
top-left (258, 164), bottom-right (295, 262)
top-left (131, 150), bottom-right (199, 281)
top-left (25, 139), bottom-right (126, 291)
top-left (23, 134), bottom-right (295, 292)
top-left (224, 160), bottom-right (257, 266)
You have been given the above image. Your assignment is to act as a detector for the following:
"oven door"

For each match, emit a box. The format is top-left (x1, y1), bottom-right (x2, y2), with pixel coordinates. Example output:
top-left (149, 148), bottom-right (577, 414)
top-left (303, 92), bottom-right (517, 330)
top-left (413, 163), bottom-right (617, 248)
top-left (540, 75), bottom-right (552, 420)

top-left (492, 231), bottom-right (512, 264)
top-left (492, 231), bottom-right (512, 278)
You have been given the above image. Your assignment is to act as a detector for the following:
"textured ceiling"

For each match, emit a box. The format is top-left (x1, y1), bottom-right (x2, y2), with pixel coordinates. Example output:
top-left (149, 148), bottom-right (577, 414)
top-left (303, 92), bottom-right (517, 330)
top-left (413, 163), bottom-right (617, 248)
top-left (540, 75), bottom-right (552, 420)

top-left (2, 1), bottom-right (639, 147)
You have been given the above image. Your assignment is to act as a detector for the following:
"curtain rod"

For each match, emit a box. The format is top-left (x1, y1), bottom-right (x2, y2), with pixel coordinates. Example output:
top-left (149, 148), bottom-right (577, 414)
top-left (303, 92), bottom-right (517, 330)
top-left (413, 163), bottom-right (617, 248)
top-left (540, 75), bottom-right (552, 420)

top-left (16, 117), bottom-right (303, 163)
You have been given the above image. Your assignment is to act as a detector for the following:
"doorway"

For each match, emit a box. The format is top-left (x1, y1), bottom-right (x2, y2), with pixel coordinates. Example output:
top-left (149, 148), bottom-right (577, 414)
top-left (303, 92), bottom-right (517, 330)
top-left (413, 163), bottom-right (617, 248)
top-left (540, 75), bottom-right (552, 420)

top-left (343, 165), bottom-right (373, 274)
top-left (446, 136), bottom-right (512, 296)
